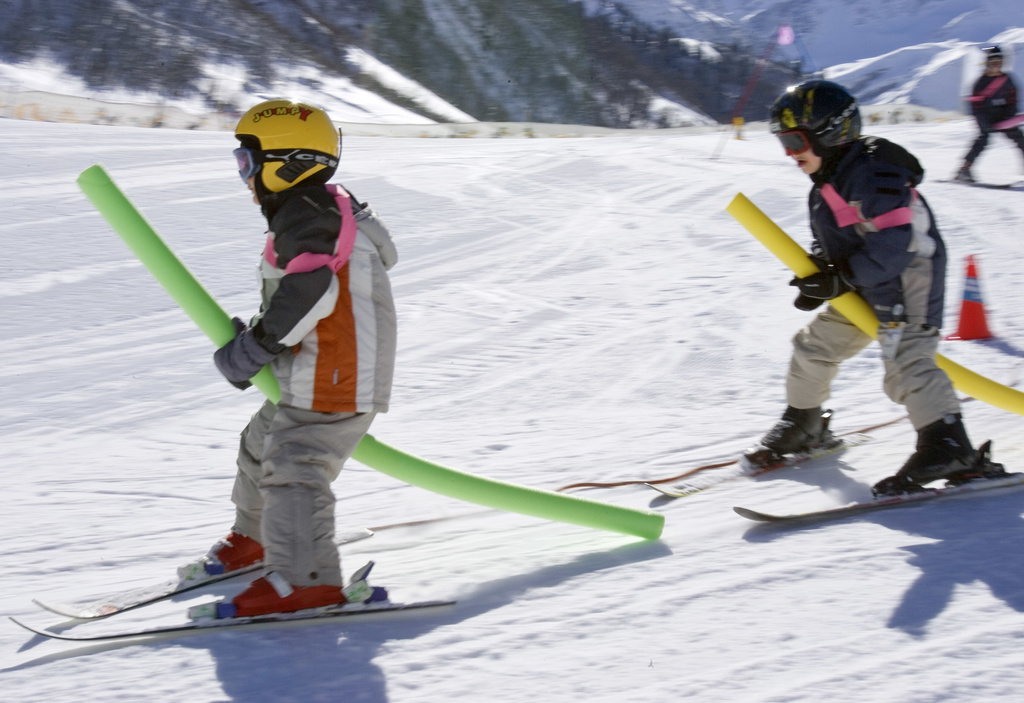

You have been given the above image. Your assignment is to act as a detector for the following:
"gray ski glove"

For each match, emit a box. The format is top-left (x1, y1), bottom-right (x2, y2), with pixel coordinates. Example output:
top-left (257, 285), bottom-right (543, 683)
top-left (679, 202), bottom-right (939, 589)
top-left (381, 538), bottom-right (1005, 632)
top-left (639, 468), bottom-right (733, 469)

top-left (213, 318), bottom-right (280, 390)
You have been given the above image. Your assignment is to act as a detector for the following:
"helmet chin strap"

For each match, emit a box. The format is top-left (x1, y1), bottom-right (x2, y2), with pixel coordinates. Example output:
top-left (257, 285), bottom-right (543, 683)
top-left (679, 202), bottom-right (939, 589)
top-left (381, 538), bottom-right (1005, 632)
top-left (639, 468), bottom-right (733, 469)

top-left (253, 175), bottom-right (273, 210)
top-left (811, 141), bottom-right (854, 185)
top-left (253, 165), bottom-right (338, 217)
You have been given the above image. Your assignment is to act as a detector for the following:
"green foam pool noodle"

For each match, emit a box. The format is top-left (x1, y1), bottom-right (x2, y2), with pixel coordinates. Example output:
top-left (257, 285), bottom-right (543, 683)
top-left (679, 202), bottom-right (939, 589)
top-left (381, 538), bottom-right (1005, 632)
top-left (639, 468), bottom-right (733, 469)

top-left (353, 435), bottom-right (665, 540)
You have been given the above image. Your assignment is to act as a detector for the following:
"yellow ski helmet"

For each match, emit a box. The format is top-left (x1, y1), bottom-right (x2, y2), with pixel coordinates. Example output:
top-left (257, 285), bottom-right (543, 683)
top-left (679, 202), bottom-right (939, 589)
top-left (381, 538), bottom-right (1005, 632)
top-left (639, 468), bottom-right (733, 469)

top-left (234, 99), bottom-right (341, 193)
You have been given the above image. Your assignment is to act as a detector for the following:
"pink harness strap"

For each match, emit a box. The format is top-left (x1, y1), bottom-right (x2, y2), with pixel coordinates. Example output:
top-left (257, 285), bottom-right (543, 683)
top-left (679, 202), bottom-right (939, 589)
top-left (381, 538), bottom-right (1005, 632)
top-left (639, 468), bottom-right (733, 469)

top-left (967, 75), bottom-right (1008, 103)
top-left (820, 183), bottom-right (915, 231)
top-left (263, 184), bottom-right (358, 274)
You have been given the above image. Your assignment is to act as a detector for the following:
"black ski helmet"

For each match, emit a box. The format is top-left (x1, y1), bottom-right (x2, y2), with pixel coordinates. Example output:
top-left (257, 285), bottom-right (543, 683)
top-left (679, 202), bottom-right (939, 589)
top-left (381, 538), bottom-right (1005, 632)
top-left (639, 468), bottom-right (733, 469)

top-left (984, 45), bottom-right (1003, 59)
top-left (769, 80), bottom-right (862, 151)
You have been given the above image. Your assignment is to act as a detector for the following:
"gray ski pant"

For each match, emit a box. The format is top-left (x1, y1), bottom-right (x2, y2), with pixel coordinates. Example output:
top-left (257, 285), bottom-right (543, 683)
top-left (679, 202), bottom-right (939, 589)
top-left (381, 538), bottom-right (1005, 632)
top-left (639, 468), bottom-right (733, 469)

top-left (786, 306), bottom-right (961, 431)
top-left (230, 400), bottom-right (376, 587)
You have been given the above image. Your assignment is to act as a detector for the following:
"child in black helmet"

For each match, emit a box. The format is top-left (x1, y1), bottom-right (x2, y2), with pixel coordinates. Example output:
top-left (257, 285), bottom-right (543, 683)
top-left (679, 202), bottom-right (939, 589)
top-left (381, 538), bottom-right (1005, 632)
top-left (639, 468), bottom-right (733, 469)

top-left (180, 99), bottom-right (399, 616)
top-left (956, 45), bottom-right (1024, 183)
top-left (754, 80), bottom-right (1002, 498)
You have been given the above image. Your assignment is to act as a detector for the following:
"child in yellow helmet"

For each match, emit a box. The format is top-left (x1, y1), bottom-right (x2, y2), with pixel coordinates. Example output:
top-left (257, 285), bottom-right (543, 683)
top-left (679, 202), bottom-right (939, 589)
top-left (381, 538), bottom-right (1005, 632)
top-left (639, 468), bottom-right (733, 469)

top-left (181, 100), bottom-right (398, 616)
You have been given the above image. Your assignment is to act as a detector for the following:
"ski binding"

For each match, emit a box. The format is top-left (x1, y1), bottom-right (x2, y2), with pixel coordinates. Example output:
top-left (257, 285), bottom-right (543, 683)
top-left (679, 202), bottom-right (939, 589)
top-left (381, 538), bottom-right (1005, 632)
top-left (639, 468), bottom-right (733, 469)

top-left (647, 432), bottom-right (871, 499)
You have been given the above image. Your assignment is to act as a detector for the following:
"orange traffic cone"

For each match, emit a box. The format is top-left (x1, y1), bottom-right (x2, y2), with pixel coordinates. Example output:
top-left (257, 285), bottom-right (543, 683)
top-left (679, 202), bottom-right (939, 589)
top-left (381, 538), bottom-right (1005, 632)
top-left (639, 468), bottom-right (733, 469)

top-left (946, 255), bottom-right (993, 340)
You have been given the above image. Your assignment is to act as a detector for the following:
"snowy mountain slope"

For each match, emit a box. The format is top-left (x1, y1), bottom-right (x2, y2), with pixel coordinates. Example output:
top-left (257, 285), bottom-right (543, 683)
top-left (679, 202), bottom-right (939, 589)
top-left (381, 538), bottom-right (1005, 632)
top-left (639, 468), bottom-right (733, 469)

top-left (599, 0), bottom-right (1022, 70)
top-left (3, 119), bottom-right (1024, 701)
top-left (825, 28), bottom-right (1024, 111)
top-left (0, 0), bottom-right (727, 127)
top-left (4, 0), bottom-right (1022, 127)
top-left (590, 1), bottom-right (1024, 113)
top-left (0, 52), bottom-right (470, 127)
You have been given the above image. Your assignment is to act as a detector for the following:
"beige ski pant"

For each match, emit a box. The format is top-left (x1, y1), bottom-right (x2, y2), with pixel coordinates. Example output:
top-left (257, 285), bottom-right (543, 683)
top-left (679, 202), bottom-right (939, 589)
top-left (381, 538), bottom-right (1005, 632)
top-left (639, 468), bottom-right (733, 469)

top-left (786, 306), bottom-right (961, 431)
top-left (231, 400), bottom-right (376, 587)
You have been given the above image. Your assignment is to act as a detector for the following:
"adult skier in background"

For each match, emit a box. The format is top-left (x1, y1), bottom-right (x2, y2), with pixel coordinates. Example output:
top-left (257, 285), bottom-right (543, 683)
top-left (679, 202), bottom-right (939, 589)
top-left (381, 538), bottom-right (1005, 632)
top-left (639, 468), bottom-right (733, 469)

top-left (752, 79), bottom-right (1003, 498)
top-left (955, 45), bottom-right (1024, 183)
top-left (180, 99), bottom-right (398, 616)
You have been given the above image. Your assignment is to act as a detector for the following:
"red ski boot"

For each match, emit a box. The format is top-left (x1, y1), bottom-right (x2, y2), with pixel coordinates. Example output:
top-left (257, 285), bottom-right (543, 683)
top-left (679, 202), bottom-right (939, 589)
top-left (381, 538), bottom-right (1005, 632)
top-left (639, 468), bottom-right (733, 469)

top-left (177, 531), bottom-right (264, 581)
top-left (229, 573), bottom-right (345, 617)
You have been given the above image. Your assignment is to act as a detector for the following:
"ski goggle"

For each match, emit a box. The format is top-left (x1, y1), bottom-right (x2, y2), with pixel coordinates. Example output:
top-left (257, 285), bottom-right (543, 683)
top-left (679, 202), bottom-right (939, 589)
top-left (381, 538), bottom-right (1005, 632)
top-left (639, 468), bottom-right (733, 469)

top-left (233, 147), bottom-right (261, 181)
top-left (777, 130), bottom-right (813, 156)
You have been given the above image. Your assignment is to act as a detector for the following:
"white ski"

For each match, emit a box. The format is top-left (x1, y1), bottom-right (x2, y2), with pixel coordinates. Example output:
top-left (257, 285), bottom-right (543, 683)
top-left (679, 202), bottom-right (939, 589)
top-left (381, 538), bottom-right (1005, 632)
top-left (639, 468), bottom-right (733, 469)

top-left (12, 598), bottom-right (455, 642)
top-left (31, 528), bottom-right (374, 620)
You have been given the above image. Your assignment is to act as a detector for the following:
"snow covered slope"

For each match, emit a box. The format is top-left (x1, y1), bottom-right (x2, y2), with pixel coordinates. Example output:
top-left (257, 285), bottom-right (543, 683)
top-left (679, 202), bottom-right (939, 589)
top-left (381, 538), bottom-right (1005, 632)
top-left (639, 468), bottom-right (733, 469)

top-left (3, 118), bottom-right (1024, 701)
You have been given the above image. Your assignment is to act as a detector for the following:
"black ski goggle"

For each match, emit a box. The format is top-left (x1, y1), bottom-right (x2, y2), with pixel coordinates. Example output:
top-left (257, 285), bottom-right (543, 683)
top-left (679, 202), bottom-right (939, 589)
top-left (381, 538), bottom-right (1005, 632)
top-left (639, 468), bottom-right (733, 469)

top-left (777, 130), bottom-right (813, 156)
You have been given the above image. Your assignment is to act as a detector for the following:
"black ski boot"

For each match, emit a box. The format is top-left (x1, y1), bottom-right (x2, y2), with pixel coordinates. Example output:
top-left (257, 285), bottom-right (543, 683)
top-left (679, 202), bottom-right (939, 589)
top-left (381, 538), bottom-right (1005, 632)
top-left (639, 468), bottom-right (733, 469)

top-left (744, 406), bottom-right (839, 469)
top-left (872, 414), bottom-right (976, 497)
top-left (953, 164), bottom-right (975, 184)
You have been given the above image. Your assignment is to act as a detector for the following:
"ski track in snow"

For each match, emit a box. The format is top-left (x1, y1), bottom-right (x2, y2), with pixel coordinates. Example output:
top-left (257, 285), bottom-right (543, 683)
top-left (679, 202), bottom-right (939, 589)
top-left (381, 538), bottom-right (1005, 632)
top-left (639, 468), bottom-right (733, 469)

top-left (4, 118), bottom-right (1024, 701)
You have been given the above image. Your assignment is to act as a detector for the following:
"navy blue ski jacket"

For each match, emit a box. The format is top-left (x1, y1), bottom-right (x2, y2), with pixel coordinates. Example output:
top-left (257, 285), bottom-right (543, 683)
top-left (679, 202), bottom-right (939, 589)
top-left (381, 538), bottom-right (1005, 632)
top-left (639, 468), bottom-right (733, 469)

top-left (807, 137), bottom-right (946, 328)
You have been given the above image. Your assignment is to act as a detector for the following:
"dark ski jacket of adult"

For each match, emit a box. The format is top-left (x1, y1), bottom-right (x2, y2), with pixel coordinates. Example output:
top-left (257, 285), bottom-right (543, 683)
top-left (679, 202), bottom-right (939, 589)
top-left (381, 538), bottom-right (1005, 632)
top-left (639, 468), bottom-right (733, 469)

top-left (808, 136), bottom-right (946, 328)
top-left (970, 73), bottom-right (1019, 129)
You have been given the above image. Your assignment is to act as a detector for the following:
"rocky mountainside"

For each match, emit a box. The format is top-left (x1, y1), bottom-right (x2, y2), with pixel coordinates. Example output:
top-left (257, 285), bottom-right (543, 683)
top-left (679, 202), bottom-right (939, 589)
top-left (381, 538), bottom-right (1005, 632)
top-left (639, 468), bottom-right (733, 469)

top-left (0, 0), bottom-right (799, 126)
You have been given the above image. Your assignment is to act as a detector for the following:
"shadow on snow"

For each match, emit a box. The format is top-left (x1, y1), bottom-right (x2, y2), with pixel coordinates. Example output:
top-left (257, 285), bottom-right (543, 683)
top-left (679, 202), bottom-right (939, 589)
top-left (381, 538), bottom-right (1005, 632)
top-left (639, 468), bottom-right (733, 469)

top-left (739, 463), bottom-right (1024, 638)
top-left (4, 538), bottom-right (673, 702)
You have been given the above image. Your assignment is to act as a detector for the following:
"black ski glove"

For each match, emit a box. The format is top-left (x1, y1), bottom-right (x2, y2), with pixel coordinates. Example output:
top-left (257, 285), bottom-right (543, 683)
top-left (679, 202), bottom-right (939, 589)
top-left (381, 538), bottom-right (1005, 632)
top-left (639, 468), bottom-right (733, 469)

top-left (790, 257), bottom-right (853, 309)
top-left (793, 292), bottom-right (825, 311)
top-left (213, 318), bottom-right (280, 390)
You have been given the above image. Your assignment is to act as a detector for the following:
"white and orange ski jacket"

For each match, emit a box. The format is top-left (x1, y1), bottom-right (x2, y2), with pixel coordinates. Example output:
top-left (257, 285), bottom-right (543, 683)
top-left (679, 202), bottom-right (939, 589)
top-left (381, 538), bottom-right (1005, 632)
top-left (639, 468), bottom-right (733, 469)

top-left (251, 184), bottom-right (397, 414)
